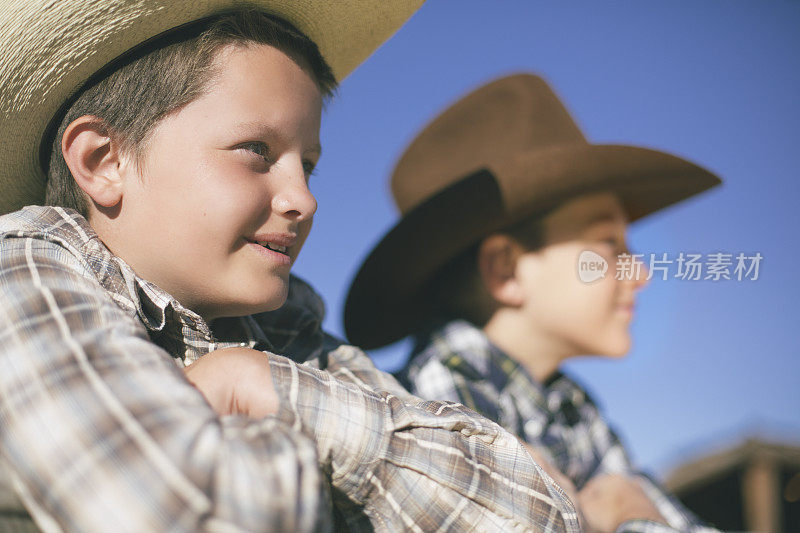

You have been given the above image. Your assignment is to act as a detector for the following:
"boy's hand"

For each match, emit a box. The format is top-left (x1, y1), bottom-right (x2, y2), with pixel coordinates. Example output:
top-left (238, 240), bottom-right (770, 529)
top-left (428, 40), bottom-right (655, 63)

top-left (183, 347), bottom-right (279, 418)
top-left (577, 473), bottom-right (667, 533)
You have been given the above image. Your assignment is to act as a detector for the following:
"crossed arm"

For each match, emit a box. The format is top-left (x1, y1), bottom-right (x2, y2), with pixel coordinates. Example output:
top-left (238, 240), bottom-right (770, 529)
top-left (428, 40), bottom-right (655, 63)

top-left (186, 348), bottom-right (674, 533)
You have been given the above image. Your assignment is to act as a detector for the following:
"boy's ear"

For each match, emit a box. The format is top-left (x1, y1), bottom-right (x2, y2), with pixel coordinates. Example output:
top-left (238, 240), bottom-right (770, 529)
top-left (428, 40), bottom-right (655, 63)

top-left (477, 234), bottom-right (526, 307)
top-left (61, 115), bottom-right (127, 208)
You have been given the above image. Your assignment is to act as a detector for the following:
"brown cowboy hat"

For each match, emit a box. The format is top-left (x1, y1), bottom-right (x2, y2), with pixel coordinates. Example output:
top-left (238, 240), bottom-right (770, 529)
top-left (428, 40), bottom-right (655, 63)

top-left (0, 0), bottom-right (424, 216)
top-left (344, 73), bottom-right (721, 349)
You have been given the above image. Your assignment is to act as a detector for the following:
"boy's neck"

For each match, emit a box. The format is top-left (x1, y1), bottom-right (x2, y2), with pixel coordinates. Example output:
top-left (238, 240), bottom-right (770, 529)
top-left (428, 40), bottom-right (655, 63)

top-left (482, 310), bottom-right (574, 383)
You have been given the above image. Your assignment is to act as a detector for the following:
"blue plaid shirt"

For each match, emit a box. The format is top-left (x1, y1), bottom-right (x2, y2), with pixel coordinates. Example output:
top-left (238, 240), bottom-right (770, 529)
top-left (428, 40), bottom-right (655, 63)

top-left (399, 319), bottom-right (722, 533)
top-left (0, 207), bottom-right (579, 532)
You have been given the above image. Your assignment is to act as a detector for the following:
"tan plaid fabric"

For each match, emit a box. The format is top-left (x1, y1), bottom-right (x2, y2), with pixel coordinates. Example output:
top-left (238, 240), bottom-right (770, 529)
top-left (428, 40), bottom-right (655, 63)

top-left (0, 206), bottom-right (579, 532)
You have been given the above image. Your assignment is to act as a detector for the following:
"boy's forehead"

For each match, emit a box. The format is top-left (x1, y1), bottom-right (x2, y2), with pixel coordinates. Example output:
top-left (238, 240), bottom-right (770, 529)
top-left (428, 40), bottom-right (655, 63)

top-left (198, 43), bottom-right (323, 136)
top-left (212, 42), bottom-right (321, 91)
top-left (214, 41), bottom-right (326, 96)
top-left (544, 192), bottom-right (627, 238)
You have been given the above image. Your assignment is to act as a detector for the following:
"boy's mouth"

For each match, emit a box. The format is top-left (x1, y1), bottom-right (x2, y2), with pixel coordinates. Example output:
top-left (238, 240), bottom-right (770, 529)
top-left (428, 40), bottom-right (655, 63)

top-left (258, 242), bottom-right (287, 254)
top-left (615, 299), bottom-right (635, 317)
top-left (246, 234), bottom-right (296, 257)
top-left (247, 240), bottom-right (288, 255)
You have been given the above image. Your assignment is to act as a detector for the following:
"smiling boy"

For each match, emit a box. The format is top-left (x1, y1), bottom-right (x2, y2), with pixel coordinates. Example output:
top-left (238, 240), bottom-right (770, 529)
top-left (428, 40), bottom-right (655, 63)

top-left (0, 5), bottom-right (578, 532)
top-left (345, 74), bottom-right (723, 532)
top-left (66, 39), bottom-right (321, 319)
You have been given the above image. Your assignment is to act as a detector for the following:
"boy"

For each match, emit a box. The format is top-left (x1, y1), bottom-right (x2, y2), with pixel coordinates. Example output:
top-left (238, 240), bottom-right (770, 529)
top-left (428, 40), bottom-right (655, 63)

top-left (0, 5), bottom-right (579, 532)
top-left (345, 74), bottom-right (722, 533)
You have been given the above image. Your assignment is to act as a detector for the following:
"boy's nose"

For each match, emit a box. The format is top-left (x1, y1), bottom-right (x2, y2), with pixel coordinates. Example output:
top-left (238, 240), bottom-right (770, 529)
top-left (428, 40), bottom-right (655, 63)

top-left (271, 164), bottom-right (317, 222)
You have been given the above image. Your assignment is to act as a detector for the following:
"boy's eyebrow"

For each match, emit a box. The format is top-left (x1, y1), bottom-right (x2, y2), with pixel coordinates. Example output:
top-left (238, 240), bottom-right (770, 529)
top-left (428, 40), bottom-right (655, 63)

top-left (595, 213), bottom-right (619, 224)
top-left (307, 143), bottom-right (322, 157)
top-left (582, 213), bottom-right (619, 227)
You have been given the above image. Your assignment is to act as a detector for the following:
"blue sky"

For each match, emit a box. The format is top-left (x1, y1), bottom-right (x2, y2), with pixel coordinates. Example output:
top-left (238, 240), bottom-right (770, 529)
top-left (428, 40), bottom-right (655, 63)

top-left (293, 0), bottom-right (800, 477)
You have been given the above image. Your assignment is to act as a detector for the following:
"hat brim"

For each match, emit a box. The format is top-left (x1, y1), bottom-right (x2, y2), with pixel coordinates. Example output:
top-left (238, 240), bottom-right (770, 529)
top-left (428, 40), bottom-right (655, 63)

top-left (344, 143), bottom-right (721, 349)
top-left (0, 0), bottom-right (423, 215)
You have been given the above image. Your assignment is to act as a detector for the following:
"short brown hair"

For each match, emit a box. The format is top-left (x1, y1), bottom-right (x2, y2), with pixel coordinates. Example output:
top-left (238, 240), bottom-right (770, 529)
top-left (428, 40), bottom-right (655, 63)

top-left (427, 214), bottom-right (547, 327)
top-left (45, 10), bottom-right (337, 217)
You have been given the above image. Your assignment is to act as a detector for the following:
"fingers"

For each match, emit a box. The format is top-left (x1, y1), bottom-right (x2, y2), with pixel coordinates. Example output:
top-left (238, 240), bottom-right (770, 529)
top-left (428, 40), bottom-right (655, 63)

top-left (578, 474), bottom-right (667, 533)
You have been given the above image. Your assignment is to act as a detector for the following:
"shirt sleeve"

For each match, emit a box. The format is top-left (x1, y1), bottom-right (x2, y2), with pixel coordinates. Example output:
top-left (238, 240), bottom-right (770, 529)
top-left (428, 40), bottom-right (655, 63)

top-left (266, 345), bottom-right (581, 532)
top-left (313, 336), bottom-right (420, 401)
top-left (404, 352), bottom-right (509, 427)
top-left (0, 236), bottom-right (329, 532)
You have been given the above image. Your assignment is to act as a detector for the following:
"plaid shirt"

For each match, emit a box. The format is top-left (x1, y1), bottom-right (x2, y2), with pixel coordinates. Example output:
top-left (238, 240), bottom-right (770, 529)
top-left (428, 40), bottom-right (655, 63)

top-left (399, 320), bottom-right (722, 533)
top-left (0, 206), bottom-right (579, 532)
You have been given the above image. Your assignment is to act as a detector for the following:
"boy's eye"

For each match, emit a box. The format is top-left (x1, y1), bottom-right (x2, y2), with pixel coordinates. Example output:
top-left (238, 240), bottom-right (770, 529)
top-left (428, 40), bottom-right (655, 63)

top-left (303, 160), bottom-right (317, 177)
top-left (596, 237), bottom-right (628, 256)
top-left (606, 238), bottom-right (623, 250)
top-left (240, 141), bottom-right (271, 161)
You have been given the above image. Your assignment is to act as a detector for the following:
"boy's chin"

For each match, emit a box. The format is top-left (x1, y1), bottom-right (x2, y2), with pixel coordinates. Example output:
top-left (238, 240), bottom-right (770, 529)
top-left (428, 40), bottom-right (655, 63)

top-left (594, 337), bottom-right (631, 358)
top-left (212, 285), bottom-right (290, 319)
top-left (573, 329), bottom-right (631, 359)
top-left (246, 290), bottom-right (290, 315)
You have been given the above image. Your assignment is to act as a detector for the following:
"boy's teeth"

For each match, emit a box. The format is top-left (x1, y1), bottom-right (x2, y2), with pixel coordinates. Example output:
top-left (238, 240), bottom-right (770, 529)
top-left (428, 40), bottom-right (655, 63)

top-left (261, 242), bottom-right (287, 253)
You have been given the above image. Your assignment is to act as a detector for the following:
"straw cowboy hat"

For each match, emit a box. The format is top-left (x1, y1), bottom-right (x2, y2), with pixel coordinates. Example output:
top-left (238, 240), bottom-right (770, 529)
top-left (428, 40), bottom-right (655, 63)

top-left (0, 0), bottom-right (424, 216)
top-left (344, 73), bottom-right (722, 349)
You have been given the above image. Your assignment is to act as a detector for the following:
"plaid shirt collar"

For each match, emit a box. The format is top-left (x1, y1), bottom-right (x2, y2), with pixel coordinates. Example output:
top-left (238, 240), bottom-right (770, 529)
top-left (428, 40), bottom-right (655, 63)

top-left (411, 318), bottom-right (590, 427)
top-left (9, 205), bottom-right (326, 365)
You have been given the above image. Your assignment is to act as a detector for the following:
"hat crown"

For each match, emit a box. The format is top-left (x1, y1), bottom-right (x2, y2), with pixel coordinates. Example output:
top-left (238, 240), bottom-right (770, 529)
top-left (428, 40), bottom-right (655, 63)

top-left (391, 73), bottom-right (586, 214)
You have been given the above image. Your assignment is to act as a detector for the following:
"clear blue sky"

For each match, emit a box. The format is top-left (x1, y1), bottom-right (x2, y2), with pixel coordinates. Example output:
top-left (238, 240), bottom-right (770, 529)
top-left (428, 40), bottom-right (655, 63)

top-left (293, 0), bottom-right (800, 477)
